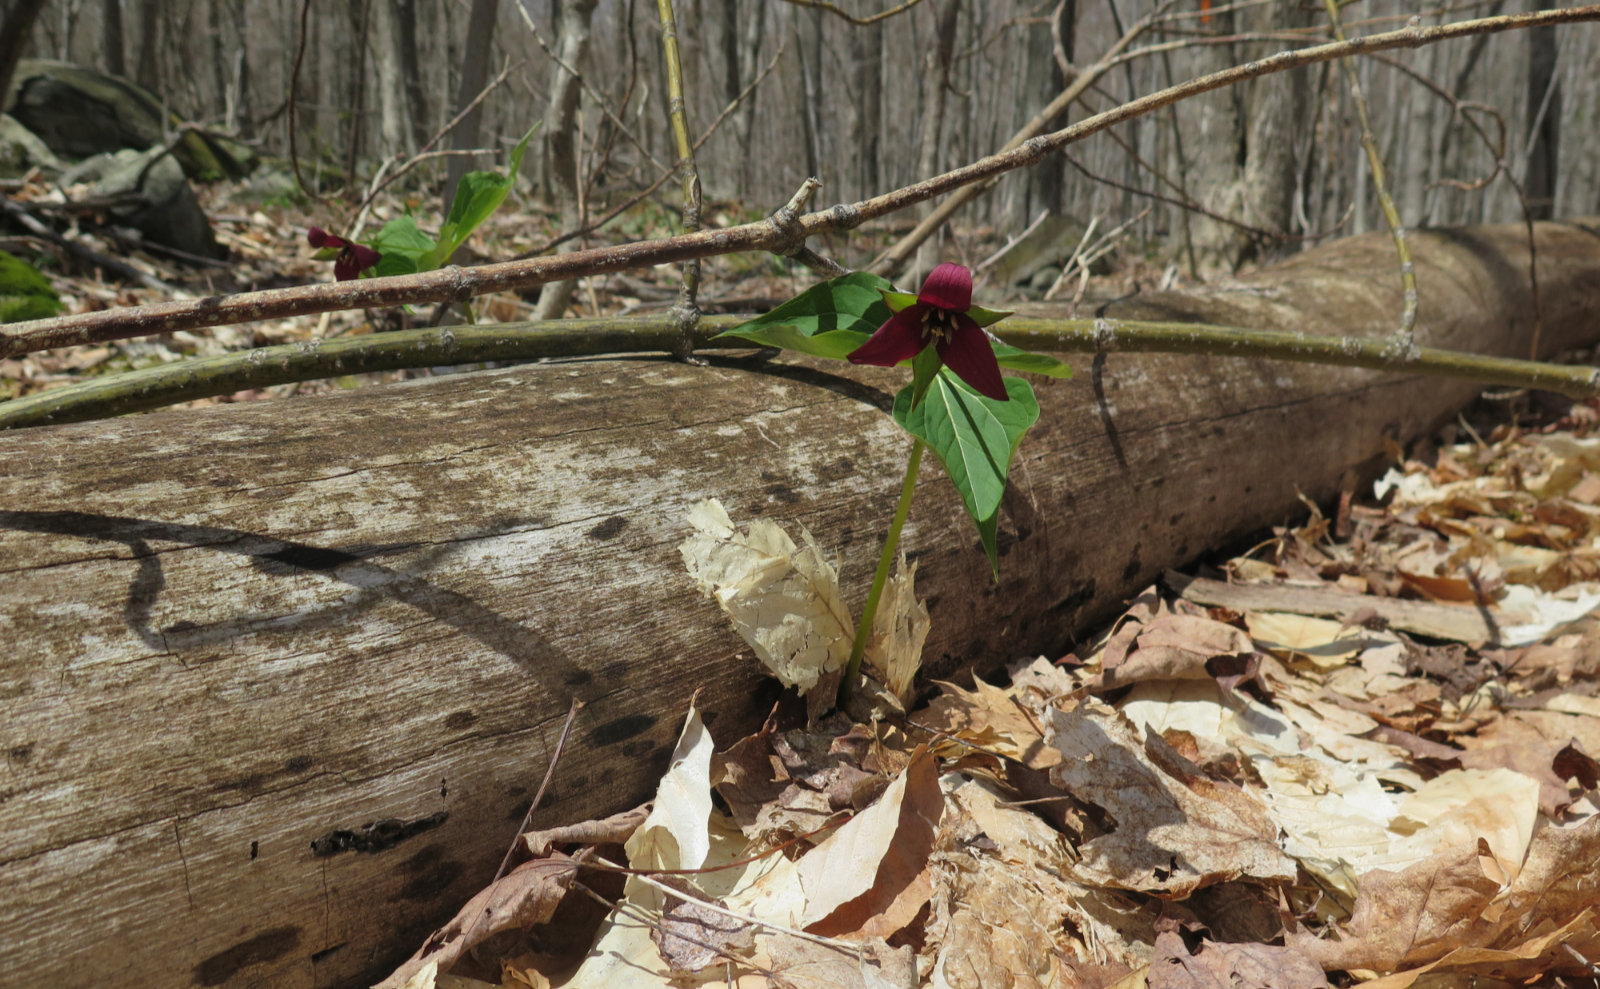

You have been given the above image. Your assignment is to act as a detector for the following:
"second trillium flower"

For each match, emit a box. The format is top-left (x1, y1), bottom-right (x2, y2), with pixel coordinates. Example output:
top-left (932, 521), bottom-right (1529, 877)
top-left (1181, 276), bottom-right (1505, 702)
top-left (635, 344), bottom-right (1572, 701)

top-left (308, 226), bottom-right (382, 281)
top-left (848, 262), bottom-right (1012, 402)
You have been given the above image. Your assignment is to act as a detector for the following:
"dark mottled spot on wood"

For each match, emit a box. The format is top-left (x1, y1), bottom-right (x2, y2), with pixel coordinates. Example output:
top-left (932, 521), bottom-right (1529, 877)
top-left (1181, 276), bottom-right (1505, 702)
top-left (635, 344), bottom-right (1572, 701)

top-left (285, 754), bottom-right (314, 773)
top-left (393, 859), bottom-right (465, 902)
top-left (309, 942), bottom-right (346, 965)
top-left (443, 710), bottom-right (477, 731)
top-left (310, 810), bottom-right (449, 857)
top-left (1169, 513), bottom-right (1184, 526)
top-left (764, 482), bottom-right (800, 503)
top-left (564, 669), bottom-right (594, 687)
top-left (193, 926), bottom-right (300, 986)
top-left (1123, 556), bottom-right (1142, 581)
top-left (816, 457), bottom-right (855, 482)
top-left (249, 840), bottom-right (258, 860)
top-left (8, 743), bottom-right (32, 761)
top-left (440, 778), bottom-right (448, 799)
top-left (621, 738), bottom-right (654, 759)
top-left (590, 713), bottom-right (656, 747)
top-left (164, 619), bottom-right (201, 635)
top-left (586, 515), bottom-right (629, 540)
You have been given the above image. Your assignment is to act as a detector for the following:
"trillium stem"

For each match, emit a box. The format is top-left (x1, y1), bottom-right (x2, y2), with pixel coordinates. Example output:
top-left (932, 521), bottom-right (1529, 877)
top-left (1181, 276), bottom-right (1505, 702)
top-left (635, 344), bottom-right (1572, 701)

top-left (839, 437), bottom-right (925, 707)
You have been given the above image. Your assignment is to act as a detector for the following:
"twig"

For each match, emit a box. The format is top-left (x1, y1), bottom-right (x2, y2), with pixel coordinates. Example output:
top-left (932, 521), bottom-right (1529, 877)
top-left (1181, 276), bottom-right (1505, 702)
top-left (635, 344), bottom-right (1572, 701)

top-left (1323, 0), bottom-right (1418, 352)
top-left (352, 61), bottom-right (519, 221)
top-left (872, 0), bottom-right (1173, 276)
top-left (494, 698), bottom-right (584, 885)
top-left (776, 0), bottom-right (931, 27)
top-left (595, 856), bottom-right (863, 952)
top-left (657, 0), bottom-right (704, 359)
top-left (515, 1), bottom-right (672, 178)
top-left (0, 197), bottom-right (174, 292)
top-left (286, 0), bottom-right (320, 200)
top-left (6, 312), bottom-right (1600, 431)
top-left (3, 4), bottom-right (1597, 357)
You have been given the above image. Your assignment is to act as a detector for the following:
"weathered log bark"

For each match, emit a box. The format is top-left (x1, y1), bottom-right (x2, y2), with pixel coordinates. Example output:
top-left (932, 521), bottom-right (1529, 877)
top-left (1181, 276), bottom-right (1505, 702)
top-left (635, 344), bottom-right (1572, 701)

top-left (2, 221), bottom-right (1598, 989)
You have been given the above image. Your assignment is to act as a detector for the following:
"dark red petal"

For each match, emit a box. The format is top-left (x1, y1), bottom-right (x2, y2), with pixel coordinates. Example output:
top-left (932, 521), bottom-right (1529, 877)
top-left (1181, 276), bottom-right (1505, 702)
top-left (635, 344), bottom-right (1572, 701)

top-left (307, 226), bottom-right (341, 249)
top-left (350, 242), bottom-right (382, 273)
top-left (917, 262), bottom-right (972, 313)
top-left (848, 307), bottom-right (929, 367)
top-left (937, 317), bottom-right (1008, 401)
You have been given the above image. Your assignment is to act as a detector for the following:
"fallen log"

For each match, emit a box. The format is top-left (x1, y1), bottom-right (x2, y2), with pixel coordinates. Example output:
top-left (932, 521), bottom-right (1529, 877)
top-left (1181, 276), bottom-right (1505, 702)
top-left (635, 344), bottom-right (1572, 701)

top-left (2, 220), bottom-right (1598, 989)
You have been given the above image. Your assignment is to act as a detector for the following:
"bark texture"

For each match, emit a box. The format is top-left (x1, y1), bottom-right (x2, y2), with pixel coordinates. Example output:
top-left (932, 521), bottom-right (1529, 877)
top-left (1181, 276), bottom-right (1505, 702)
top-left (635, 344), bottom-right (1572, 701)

top-left (2, 221), bottom-right (1599, 988)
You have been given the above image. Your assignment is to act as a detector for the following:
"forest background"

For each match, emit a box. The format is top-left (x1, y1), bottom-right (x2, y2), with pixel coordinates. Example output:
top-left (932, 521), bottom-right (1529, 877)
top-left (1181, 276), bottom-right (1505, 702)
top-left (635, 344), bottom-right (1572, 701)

top-left (7, 0), bottom-right (1596, 287)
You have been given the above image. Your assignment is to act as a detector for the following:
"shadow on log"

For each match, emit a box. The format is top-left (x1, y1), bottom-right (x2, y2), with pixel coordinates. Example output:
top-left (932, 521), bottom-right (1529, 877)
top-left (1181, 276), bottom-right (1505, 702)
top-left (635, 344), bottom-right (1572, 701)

top-left (2, 221), bottom-right (1599, 988)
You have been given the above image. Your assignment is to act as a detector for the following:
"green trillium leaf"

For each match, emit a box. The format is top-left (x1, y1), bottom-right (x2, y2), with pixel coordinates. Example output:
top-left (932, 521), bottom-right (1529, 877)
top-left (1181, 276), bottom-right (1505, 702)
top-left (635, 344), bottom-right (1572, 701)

top-left (714, 271), bottom-right (895, 360)
top-left (991, 343), bottom-right (1074, 378)
top-left (423, 120), bottom-right (540, 270)
top-left (966, 304), bottom-right (1014, 328)
top-left (893, 372), bottom-right (1041, 577)
top-left (879, 288), bottom-right (918, 313)
top-left (370, 214), bottom-right (435, 278)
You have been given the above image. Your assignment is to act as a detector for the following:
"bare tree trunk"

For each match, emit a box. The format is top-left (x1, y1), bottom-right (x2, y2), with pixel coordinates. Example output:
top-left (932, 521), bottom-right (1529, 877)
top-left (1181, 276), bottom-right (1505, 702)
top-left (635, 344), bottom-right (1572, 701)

top-left (131, 0), bottom-right (160, 92)
top-left (0, 0), bottom-right (48, 103)
top-left (394, 0), bottom-right (429, 152)
top-left (100, 0), bottom-right (125, 77)
top-left (444, 0), bottom-right (500, 207)
top-left (1524, 14), bottom-right (1561, 220)
top-left (532, 0), bottom-right (600, 321)
top-left (2, 222), bottom-right (1598, 989)
top-left (373, 0), bottom-right (413, 158)
top-left (910, 0), bottom-right (961, 284)
top-left (1237, 0), bottom-right (1312, 264)
top-left (850, 18), bottom-right (882, 202)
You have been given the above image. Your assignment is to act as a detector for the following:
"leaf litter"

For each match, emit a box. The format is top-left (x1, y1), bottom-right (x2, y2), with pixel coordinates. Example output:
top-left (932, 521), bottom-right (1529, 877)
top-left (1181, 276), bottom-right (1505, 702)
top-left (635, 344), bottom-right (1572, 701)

top-left (384, 414), bottom-right (1600, 989)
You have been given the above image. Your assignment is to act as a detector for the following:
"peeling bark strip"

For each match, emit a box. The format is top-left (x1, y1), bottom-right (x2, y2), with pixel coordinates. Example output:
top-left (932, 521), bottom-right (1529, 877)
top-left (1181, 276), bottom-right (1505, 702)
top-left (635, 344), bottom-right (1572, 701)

top-left (0, 222), bottom-right (1598, 988)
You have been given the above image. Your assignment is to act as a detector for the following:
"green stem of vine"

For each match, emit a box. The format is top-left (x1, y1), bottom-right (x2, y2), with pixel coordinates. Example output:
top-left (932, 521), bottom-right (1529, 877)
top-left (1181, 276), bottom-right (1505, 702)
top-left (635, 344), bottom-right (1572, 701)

top-left (839, 438), bottom-right (925, 707)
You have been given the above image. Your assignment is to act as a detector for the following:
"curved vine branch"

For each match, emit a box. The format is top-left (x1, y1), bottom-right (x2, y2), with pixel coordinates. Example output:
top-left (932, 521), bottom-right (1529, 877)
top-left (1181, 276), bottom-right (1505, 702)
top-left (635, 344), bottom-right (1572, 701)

top-left (5, 314), bottom-right (1596, 431)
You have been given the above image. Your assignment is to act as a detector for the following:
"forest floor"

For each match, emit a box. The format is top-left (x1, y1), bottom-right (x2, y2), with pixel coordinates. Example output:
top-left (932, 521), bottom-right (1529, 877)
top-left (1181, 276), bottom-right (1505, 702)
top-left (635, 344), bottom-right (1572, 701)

top-left (363, 388), bottom-right (1600, 989)
top-left (6, 176), bottom-right (1600, 989)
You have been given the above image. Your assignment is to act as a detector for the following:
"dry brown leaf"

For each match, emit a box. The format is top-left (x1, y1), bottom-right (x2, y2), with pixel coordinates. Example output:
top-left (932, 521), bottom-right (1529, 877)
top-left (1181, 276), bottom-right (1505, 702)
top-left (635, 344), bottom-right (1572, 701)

top-left (651, 897), bottom-right (757, 974)
top-left (1147, 932), bottom-right (1330, 989)
top-left (919, 676), bottom-right (1059, 770)
top-left (377, 857), bottom-right (579, 989)
top-left (764, 935), bottom-right (917, 989)
top-left (1292, 816), bottom-right (1600, 976)
top-left (1096, 613), bottom-right (1257, 688)
top-left (522, 804), bottom-right (651, 857)
top-left (1048, 699), bottom-right (1295, 896)
top-left (798, 746), bottom-right (942, 937)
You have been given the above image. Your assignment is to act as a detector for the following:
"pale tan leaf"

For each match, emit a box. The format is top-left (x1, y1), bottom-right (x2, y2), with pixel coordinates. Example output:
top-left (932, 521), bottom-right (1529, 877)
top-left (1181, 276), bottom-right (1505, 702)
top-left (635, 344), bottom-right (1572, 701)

top-left (863, 552), bottom-right (929, 706)
top-left (625, 703), bottom-right (716, 908)
top-left (797, 747), bottom-right (942, 935)
top-left (680, 499), bottom-right (853, 694)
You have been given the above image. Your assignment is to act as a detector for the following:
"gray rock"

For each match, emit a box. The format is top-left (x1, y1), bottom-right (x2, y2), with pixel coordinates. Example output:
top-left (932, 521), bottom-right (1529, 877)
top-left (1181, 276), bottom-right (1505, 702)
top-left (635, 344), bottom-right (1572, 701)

top-left (0, 114), bottom-right (61, 177)
top-left (76, 147), bottom-right (226, 260)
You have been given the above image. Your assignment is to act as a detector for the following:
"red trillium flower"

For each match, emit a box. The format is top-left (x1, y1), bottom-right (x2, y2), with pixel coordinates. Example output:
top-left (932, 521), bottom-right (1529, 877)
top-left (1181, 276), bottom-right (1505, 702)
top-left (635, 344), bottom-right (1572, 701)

top-left (307, 226), bottom-right (382, 281)
top-left (847, 262), bottom-right (1010, 402)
